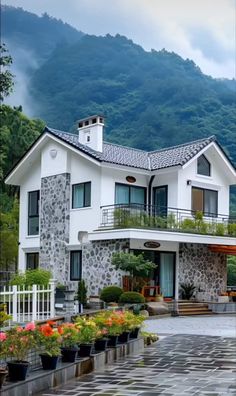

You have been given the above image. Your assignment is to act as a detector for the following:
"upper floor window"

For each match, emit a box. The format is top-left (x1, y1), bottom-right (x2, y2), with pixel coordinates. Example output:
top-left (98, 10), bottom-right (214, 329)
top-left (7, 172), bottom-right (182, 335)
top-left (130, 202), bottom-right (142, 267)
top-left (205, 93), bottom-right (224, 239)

top-left (115, 183), bottom-right (146, 206)
top-left (70, 251), bottom-right (82, 281)
top-left (153, 185), bottom-right (168, 216)
top-left (72, 182), bottom-right (91, 208)
top-left (28, 190), bottom-right (40, 235)
top-left (192, 187), bottom-right (217, 216)
top-left (197, 155), bottom-right (211, 176)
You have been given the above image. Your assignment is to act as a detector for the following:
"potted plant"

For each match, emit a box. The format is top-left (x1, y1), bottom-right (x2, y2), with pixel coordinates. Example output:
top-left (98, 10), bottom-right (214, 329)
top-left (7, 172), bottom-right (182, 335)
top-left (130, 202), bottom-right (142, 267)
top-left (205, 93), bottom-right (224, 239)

top-left (102, 311), bottom-right (124, 347)
top-left (180, 283), bottom-right (196, 300)
top-left (93, 314), bottom-right (109, 351)
top-left (4, 322), bottom-right (36, 381)
top-left (128, 312), bottom-right (146, 339)
top-left (0, 332), bottom-right (8, 388)
top-left (58, 323), bottom-right (79, 362)
top-left (37, 322), bottom-right (61, 370)
top-left (77, 280), bottom-right (88, 313)
top-left (75, 317), bottom-right (97, 357)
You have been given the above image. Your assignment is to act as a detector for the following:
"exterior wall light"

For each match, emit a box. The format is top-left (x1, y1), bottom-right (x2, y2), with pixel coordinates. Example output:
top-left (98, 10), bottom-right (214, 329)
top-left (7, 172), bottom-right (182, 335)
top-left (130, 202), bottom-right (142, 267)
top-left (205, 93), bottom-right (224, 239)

top-left (50, 149), bottom-right (57, 159)
top-left (187, 180), bottom-right (192, 186)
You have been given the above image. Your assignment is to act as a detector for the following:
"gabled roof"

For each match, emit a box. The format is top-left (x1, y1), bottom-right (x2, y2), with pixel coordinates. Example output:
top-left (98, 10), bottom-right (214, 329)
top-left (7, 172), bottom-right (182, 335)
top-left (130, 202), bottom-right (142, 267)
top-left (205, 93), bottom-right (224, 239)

top-left (48, 127), bottom-right (223, 171)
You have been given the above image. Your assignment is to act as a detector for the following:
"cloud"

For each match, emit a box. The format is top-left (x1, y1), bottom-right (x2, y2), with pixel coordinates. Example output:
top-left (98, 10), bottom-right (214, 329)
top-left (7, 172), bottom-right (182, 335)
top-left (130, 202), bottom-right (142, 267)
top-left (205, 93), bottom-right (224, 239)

top-left (2, 0), bottom-right (236, 78)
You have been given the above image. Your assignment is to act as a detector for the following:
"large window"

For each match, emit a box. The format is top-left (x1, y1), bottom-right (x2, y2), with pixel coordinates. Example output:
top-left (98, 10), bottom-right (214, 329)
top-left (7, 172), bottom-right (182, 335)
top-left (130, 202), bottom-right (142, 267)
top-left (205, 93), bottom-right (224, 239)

top-left (153, 186), bottom-right (168, 216)
top-left (115, 183), bottom-right (146, 206)
top-left (28, 190), bottom-right (40, 235)
top-left (192, 187), bottom-right (218, 216)
top-left (26, 253), bottom-right (39, 270)
top-left (72, 182), bottom-right (91, 208)
top-left (197, 155), bottom-right (211, 176)
top-left (70, 251), bottom-right (82, 281)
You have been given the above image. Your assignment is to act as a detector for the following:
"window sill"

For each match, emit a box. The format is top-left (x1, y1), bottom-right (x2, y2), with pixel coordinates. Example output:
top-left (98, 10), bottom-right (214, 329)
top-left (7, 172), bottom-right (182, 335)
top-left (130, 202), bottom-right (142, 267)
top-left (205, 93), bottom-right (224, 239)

top-left (26, 235), bottom-right (40, 239)
top-left (71, 207), bottom-right (92, 211)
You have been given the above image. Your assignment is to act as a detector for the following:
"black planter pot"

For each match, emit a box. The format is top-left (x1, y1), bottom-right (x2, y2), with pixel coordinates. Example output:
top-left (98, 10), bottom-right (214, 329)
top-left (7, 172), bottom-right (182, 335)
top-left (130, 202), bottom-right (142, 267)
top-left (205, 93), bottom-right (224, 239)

top-left (61, 347), bottom-right (78, 362)
top-left (130, 327), bottom-right (140, 339)
top-left (118, 331), bottom-right (130, 343)
top-left (7, 361), bottom-right (29, 381)
top-left (0, 369), bottom-right (8, 388)
top-left (94, 338), bottom-right (108, 351)
top-left (40, 354), bottom-right (59, 370)
top-left (107, 335), bottom-right (118, 347)
top-left (77, 343), bottom-right (93, 357)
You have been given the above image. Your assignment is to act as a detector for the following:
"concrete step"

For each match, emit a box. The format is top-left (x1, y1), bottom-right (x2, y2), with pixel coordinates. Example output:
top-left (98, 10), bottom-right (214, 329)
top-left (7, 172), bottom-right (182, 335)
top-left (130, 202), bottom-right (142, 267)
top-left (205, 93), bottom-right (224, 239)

top-left (179, 310), bottom-right (213, 316)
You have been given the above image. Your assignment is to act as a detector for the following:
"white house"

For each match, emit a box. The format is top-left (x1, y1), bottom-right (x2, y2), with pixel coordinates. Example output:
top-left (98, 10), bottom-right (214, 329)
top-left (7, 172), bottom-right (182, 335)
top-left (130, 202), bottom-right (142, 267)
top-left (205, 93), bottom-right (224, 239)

top-left (5, 115), bottom-right (236, 301)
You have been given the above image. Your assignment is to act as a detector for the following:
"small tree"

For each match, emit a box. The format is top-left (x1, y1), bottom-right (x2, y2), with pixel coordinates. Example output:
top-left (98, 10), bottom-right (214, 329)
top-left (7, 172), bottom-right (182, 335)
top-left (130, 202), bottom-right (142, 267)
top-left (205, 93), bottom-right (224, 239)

top-left (112, 252), bottom-right (156, 291)
top-left (77, 280), bottom-right (87, 312)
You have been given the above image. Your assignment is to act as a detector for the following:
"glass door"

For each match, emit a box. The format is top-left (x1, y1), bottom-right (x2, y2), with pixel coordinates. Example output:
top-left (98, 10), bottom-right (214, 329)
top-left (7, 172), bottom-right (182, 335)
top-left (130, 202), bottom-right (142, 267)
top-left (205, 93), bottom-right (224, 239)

top-left (160, 252), bottom-right (175, 298)
top-left (153, 185), bottom-right (168, 216)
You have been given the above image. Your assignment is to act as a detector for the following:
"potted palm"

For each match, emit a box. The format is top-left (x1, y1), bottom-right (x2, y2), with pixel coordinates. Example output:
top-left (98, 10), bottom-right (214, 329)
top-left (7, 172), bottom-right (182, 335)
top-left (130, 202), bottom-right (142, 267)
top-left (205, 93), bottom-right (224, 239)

top-left (37, 322), bottom-right (62, 370)
top-left (5, 322), bottom-right (36, 381)
top-left (58, 323), bottom-right (79, 362)
top-left (75, 317), bottom-right (98, 357)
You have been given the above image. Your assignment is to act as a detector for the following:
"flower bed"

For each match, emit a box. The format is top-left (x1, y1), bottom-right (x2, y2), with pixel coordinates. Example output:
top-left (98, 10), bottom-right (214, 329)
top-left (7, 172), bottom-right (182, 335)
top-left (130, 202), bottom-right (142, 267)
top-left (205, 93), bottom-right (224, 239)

top-left (0, 310), bottom-right (146, 389)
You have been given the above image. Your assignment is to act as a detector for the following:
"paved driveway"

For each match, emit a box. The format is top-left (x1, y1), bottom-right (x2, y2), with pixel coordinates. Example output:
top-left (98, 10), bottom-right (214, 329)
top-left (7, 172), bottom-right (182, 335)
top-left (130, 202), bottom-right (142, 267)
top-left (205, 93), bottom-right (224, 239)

top-left (41, 334), bottom-right (236, 396)
top-left (145, 314), bottom-right (236, 338)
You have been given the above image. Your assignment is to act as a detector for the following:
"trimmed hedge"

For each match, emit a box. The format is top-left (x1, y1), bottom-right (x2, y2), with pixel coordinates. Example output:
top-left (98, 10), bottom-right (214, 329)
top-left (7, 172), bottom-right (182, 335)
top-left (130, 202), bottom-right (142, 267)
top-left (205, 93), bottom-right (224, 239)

top-left (119, 292), bottom-right (145, 304)
top-left (100, 285), bottom-right (123, 303)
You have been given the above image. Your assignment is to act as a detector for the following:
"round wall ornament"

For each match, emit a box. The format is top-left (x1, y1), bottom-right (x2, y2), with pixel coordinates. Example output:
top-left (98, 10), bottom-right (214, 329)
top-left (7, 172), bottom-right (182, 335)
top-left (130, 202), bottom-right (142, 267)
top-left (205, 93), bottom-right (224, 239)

top-left (126, 176), bottom-right (136, 183)
top-left (144, 241), bottom-right (161, 249)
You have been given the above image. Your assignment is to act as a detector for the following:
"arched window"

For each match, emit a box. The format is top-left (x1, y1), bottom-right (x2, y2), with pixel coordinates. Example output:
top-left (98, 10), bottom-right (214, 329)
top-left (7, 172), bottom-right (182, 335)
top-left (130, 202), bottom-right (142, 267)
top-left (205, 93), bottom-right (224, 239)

top-left (197, 155), bottom-right (211, 176)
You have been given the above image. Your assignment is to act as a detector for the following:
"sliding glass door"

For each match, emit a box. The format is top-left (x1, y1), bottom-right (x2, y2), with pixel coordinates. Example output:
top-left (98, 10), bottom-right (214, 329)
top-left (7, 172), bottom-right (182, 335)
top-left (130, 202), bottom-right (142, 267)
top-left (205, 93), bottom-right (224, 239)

top-left (159, 253), bottom-right (175, 298)
top-left (153, 186), bottom-right (168, 216)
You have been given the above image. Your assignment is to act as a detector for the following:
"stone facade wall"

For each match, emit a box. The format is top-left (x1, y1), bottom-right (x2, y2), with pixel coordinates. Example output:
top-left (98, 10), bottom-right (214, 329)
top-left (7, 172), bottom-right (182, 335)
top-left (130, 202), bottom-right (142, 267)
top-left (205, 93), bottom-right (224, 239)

top-left (40, 173), bottom-right (70, 285)
top-left (178, 243), bottom-right (227, 301)
top-left (82, 239), bottom-right (129, 297)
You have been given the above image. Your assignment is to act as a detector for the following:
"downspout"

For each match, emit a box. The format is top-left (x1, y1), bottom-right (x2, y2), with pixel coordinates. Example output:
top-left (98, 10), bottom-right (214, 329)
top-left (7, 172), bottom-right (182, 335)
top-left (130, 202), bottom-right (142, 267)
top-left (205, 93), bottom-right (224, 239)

top-left (148, 175), bottom-right (155, 212)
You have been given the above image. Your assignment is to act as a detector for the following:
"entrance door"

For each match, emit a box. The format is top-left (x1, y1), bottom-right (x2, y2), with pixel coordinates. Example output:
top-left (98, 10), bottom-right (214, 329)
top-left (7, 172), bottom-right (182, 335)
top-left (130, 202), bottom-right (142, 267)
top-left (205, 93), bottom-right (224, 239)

top-left (131, 250), bottom-right (175, 298)
top-left (160, 252), bottom-right (175, 298)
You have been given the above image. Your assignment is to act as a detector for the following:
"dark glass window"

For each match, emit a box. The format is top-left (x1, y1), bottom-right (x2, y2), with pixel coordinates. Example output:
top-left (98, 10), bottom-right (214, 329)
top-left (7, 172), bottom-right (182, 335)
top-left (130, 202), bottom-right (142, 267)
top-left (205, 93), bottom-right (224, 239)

top-left (28, 190), bottom-right (40, 235)
top-left (192, 187), bottom-right (217, 216)
top-left (115, 184), bottom-right (146, 205)
top-left (70, 251), bottom-right (82, 281)
top-left (72, 182), bottom-right (91, 208)
top-left (26, 253), bottom-right (39, 270)
top-left (197, 155), bottom-right (211, 176)
top-left (153, 186), bottom-right (168, 216)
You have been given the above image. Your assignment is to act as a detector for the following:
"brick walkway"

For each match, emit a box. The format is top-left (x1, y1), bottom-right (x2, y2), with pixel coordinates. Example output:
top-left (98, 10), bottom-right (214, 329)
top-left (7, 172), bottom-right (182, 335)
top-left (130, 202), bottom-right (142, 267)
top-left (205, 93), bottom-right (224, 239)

top-left (40, 334), bottom-right (236, 396)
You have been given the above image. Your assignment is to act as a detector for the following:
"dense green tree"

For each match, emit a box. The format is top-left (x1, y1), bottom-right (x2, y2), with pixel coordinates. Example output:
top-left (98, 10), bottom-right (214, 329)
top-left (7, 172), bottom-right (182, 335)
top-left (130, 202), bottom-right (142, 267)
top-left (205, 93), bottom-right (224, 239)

top-left (227, 256), bottom-right (236, 286)
top-left (0, 43), bottom-right (14, 100)
top-left (0, 198), bottom-right (19, 270)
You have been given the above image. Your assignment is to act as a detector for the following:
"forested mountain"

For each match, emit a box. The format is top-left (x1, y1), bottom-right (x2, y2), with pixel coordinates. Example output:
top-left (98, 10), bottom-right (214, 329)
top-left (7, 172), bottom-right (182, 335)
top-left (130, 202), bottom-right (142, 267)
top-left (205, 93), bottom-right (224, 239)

top-left (1, 6), bottom-right (236, 212)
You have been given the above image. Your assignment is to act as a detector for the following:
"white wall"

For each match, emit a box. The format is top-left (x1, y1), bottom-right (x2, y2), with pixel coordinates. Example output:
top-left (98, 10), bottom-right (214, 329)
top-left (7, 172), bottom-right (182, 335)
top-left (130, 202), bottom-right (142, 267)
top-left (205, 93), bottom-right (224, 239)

top-left (69, 152), bottom-right (101, 244)
top-left (18, 159), bottom-right (41, 271)
top-left (179, 149), bottom-right (230, 215)
top-left (41, 141), bottom-right (69, 177)
top-left (152, 171), bottom-right (178, 208)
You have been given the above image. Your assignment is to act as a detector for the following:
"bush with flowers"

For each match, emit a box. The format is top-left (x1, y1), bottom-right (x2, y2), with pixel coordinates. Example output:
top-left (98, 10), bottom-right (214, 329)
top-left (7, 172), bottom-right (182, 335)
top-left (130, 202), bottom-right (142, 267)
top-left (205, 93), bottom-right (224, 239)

top-left (75, 317), bottom-right (98, 344)
top-left (36, 322), bottom-right (62, 357)
top-left (3, 322), bottom-right (36, 362)
top-left (58, 323), bottom-right (79, 348)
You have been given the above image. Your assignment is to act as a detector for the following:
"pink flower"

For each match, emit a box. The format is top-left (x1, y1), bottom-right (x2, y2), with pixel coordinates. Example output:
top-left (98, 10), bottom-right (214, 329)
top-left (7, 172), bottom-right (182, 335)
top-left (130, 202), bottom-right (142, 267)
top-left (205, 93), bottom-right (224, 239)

top-left (0, 332), bottom-right (6, 341)
top-left (25, 322), bottom-right (36, 331)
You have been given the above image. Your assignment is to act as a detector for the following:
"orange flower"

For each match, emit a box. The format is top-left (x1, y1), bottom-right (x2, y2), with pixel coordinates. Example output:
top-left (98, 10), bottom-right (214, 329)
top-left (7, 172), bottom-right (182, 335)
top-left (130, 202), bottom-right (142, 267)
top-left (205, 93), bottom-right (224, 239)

top-left (57, 325), bottom-right (64, 335)
top-left (40, 324), bottom-right (53, 336)
top-left (46, 320), bottom-right (55, 327)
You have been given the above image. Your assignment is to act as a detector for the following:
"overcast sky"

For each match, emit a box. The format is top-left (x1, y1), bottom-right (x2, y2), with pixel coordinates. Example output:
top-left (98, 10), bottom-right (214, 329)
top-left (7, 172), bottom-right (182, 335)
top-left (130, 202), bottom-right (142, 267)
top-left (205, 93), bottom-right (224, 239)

top-left (3, 0), bottom-right (236, 78)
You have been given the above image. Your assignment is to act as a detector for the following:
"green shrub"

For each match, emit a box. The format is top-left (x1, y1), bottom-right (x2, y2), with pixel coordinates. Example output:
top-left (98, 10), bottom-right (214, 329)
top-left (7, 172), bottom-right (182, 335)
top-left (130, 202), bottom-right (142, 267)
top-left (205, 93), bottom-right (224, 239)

top-left (180, 218), bottom-right (196, 232)
top-left (228, 223), bottom-right (236, 237)
top-left (119, 291), bottom-right (145, 304)
top-left (100, 285), bottom-right (123, 303)
top-left (10, 268), bottom-right (51, 286)
top-left (215, 223), bottom-right (226, 236)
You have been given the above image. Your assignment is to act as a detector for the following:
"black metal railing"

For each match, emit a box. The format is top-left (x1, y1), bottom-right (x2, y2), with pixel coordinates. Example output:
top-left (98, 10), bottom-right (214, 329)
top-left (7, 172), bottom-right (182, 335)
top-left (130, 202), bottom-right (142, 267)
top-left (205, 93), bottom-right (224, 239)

top-left (100, 204), bottom-right (236, 237)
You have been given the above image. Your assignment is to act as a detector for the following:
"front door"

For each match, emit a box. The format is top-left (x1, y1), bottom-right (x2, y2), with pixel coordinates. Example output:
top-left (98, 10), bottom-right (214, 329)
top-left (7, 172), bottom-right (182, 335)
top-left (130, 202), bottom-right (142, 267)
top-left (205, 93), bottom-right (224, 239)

top-left (132, 250), bottom-right (175, 298)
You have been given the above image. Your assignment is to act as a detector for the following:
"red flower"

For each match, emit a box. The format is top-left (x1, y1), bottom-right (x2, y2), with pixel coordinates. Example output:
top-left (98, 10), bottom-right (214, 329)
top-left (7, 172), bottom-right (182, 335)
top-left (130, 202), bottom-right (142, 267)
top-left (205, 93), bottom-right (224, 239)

top-left (40, 324), bottom-right (53, 336)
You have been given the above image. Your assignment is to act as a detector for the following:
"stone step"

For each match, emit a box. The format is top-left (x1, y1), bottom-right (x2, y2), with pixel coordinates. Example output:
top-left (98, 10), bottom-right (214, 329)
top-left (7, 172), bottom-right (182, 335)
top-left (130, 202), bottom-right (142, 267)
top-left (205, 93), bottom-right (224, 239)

top-left (179, 310), bottom-right (213, 316)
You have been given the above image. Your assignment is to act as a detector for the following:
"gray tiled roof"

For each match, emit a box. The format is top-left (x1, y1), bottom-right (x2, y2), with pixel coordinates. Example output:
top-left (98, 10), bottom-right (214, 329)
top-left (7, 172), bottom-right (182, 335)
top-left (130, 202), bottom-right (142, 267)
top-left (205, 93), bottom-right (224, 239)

top-left (46, 127), bottom-right (216, 171)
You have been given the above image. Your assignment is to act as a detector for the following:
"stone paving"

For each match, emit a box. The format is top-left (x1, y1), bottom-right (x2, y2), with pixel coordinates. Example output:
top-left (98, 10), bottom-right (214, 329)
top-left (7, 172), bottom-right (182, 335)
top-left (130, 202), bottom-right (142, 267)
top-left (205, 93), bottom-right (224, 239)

top-left (40, 334), bottom-right (236, 396)
top-left (145, 315), bottom-right (236, 338)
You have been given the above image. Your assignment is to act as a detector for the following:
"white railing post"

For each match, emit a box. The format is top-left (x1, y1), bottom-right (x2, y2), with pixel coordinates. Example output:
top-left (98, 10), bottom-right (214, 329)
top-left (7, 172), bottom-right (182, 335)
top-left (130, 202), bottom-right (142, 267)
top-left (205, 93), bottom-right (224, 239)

top-left (49, 279), bottom-right (56, 318)
top-left (12, 285), bottom-right (18, 322)
top-left (32, 284), bottom-right (37, 321)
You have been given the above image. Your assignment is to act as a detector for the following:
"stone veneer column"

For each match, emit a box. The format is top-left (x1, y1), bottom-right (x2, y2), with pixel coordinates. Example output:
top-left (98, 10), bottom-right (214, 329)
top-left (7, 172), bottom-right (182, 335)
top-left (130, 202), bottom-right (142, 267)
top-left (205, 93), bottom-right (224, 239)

top-left (178, 243), bottom-right (227, 301)
top-left (40, 173), bottom-right (70, 285)
top-left (82, 239), bottom-right (129, 297)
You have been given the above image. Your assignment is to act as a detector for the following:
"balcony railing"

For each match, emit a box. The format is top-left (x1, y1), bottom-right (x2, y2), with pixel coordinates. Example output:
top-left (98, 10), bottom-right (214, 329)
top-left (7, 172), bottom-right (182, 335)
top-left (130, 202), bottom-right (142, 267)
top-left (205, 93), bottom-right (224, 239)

top-left (100, 204), bottom-right (236, 237)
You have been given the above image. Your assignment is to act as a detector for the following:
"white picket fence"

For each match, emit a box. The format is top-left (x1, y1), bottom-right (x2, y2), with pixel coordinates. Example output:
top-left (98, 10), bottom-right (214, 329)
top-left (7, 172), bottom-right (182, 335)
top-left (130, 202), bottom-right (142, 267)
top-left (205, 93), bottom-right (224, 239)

top-left (0, 279), bottom-right (56, 324)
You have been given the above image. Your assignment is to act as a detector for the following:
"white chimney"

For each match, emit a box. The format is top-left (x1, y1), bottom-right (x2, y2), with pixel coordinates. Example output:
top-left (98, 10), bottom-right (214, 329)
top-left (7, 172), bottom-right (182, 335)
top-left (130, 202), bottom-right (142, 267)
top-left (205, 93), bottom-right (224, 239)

top-left (78, 115), bottom-right (104, 152)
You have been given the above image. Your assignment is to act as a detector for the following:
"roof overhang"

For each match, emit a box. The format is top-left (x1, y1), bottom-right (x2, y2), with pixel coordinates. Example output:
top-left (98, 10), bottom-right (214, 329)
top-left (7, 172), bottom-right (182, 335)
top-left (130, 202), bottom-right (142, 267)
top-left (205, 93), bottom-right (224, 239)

top-left (88, 228), bottom-right (236, 246)
top-left (5, 131), bottom-right (101, 185)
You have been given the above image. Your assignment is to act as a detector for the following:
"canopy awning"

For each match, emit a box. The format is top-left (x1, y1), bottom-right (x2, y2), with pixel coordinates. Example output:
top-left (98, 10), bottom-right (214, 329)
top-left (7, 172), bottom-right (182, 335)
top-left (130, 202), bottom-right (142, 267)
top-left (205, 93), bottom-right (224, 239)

top-left (208, 245), bottom-right (236, 255)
